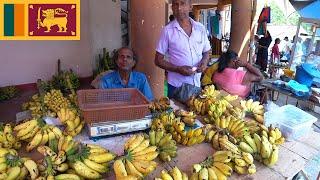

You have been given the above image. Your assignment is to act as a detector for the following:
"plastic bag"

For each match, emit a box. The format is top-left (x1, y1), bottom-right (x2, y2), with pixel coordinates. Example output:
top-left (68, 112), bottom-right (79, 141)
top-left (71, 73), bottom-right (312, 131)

top-left (172, 83), bottom-right (201, 103)
top-left (265, 100), bottom-right (279, 113)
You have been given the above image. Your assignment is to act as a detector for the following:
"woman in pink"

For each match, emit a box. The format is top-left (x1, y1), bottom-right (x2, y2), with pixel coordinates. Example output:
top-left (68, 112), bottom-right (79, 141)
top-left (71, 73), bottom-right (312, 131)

top-left (213, 51), bottom-right (263, 98)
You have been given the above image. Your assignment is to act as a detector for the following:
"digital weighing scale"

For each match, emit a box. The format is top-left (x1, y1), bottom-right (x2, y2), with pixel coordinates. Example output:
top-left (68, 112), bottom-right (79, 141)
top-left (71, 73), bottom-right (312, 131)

top-left (87, 115), bottom-right (152, 137)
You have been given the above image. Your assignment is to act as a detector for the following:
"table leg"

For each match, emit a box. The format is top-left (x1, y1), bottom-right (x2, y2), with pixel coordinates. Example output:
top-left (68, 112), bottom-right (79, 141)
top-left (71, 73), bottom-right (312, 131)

top-left (285, 95), bottom-right (289, 105)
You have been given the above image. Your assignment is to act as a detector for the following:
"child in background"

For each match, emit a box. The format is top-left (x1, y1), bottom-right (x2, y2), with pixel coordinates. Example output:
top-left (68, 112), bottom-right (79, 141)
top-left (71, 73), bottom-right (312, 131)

top-left (271, 38), bottom-right (281, 64)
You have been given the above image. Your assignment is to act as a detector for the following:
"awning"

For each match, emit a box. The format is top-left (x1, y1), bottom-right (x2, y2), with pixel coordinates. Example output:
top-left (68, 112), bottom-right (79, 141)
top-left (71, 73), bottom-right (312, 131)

top-left (298, 0), bottom-right (320, 19)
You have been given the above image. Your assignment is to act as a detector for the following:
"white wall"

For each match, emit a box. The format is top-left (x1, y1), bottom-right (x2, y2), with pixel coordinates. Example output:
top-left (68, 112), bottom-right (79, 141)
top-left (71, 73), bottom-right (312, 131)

top-left (0, 0), bottom-right (121, 87)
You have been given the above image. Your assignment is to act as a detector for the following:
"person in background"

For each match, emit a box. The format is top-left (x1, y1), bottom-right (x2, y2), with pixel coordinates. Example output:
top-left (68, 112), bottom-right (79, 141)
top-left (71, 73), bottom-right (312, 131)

top-left (250, 35), bottom-right (260, 64)
top-left (213, 50), bottom-right (263, 98)
top-left (281, 36), bottom-right (291, 61)
top-left (256, 31), bottom-right (272, 71)
top-left (155, 0), bottom-right (211, 98)
top-left (100, 47), bottom-right (154, 101)
top-left (271, 38), bottom-right (281, 64)
top-left (169, 15), bottom-right (175, 22)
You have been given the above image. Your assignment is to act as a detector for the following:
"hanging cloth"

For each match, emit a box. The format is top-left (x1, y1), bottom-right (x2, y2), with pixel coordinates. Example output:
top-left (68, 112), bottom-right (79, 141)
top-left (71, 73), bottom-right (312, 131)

top-left (257, 7), bottom-right (271, 35)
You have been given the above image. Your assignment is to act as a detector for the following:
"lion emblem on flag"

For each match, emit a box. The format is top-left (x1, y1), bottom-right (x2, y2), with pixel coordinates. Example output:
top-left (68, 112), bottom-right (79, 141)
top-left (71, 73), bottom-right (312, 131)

top-left (37, 7), bottom-right (68, 32)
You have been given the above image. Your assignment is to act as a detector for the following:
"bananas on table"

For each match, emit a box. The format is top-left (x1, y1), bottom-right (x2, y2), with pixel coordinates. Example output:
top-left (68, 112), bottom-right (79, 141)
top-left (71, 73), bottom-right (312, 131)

top-left (0, 147), bottom-right (39, 180)
top-left (149, 130), bottom-right (177, 162)
top-left (44, 89), bottom-right (71, 113)
top-left (149, 97), bottom-right (171, 113)
top-left (0, 124), bottom-right (21, 150)
top-left (175, 110), bottom-right (197, 126)
top-left (114, 134), bottom-right (158, 179)
top-left (155, 166), bottom-right (188, 180)
top-left (57, 108), bottom-right (84, 137)
top-left (240, 99), bottom-right (265, 124)
top-left (14, 118), bottom-right (63, 152)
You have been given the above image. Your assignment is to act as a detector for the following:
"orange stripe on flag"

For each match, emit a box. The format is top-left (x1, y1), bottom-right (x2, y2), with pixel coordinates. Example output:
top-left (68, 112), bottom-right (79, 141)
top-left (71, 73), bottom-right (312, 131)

top-left (14, 4), bottom-right (24, 36)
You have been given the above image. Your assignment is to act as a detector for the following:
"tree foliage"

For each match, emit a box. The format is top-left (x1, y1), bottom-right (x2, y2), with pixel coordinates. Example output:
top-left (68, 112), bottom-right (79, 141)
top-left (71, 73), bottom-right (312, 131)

top-left (269, 1), bottom-right (300, 26)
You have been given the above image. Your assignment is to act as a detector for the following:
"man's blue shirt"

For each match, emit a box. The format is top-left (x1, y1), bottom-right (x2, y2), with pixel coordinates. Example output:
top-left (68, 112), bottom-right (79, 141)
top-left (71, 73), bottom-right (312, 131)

top-left (100, 71), bottom-right (154, 101)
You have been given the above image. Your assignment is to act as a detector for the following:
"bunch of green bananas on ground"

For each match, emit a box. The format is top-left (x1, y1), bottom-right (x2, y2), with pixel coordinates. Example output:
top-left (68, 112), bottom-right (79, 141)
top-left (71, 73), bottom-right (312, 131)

top-left (0, 148), bottom-right (39, 180)
top-left (44, 89), bottom-right (71, 113)
top-left (169, 120), bottom-right (205, 146)
top-left (149, 130), bottom-right (177, 162)
top-left (114, 134), bottom-right (158, 179)
top-left (0, 124), bottom-right (21, 150)
top-left (14, 119), bottom-right (63, 152)
top-left (149, 97), bottom-right (171, 113)
top-left (156, 166), bottom-right (188, 180)
top-left (175, 109), bottom-right (197, 126)
top-left (22, 94), bottom-right (49, 118)
top-left (240, 99), bottom-right (265, 124)
top-left (151, 112), bottom-right (177, 131)
top-left (57, 108), bottom-right (84, 137)
top-left (238, 133), bottom-right (280, 167)
top-left (206, 115), bottom-right (249, 140)
top-left (0, 86), bottom-right (18, 101)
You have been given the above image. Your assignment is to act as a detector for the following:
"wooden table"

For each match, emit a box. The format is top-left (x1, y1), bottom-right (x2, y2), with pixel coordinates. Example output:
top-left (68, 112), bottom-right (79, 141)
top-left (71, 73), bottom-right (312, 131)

top-left (74, 100), bottom-right (320, 180)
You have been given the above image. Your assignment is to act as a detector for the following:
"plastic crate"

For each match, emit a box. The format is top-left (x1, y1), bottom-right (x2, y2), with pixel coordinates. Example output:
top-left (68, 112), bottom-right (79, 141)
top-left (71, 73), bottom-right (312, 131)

top-left (264, 105), bottom-right (317, 141)
top-left (77, 88), bottom-right (151, 124)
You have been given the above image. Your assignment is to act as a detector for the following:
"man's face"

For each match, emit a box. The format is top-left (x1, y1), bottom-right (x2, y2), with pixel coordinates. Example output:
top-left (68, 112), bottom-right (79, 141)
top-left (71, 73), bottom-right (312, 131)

top-left (172, 0), bottom-right (191, 20)
top-left (116, 48), bottom-right (135, 71)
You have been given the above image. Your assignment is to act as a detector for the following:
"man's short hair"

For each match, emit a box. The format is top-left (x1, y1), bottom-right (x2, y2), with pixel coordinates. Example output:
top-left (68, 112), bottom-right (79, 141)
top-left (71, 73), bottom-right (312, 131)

top-left (113, 47), bottom-right (138, 63)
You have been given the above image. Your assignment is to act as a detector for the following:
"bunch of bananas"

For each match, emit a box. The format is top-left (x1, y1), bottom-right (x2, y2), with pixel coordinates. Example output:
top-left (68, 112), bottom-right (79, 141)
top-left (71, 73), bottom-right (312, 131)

top-left (267, 126), bottom-right (285, 145)
top-left (149, 97), bottom-right (171, 113)
top-left (114, 134), bottom-right (158, 179)
top-left (0, 148), bottom-right (39, 180)
top-left (238, 133), bottom-right (279, 167)
top-left (0, 124), bottom-right (21, 150)
top-left (240, 99), bottom-right (264, 124)
top-left (217, 136), bottom-right (242, 155)
top-left (203, 124), bottom-right (238, 146)
top-left (44, 89), bottom-right (71, 113)
top-left (207, 98), bottom-right (233, 120)
top-left (187, 96), bottom-right (212, 116)
top-left (151, 112), bottom-right (177, 131)
top-left (175, 110), bottom-right (197, 126)
top-left (149, 130), bottom-right (177, 162)
top-left (210, 115), bottom-right (249, 139)
top-left (57, 108), bottom-right (84, 137)
top-left (199, 85), bottom-right (220, 99)
top-left (155, 166), bottom-right (188, 180)
top-left (14, 119), bottom-right (63, 152)
top-left (22, 94), bottom-right (49, 118)
top-left (170, 121), bottom-right (205, 146)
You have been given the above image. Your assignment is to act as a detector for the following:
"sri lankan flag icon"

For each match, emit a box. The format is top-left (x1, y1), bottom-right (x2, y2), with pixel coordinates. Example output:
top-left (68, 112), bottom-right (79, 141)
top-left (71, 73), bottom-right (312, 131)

top-left (0, 0), bottom-right (80, 40)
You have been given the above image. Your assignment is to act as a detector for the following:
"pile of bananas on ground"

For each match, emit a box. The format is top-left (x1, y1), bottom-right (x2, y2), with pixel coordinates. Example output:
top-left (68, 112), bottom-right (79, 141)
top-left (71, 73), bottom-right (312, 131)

top-left (149, 130), bottom-right (177, 162)
top-left (114, 134), bottom-right (158, 179)
top-left (21, 94), bottom-right (49, 118)
top-left (149, 97), bottom-right (171, 113)
top-left (156, 166), bottom-right (188, 180)
top-left (0, 147), bottom-right (39, 180)
top-left (57, 108), bottom-right (84, 137)
top-left (240, 99), bottom-right (264, 124)
top-left (13, 118), bottom-right (63, 152)
top-left (175, 109), bottom-right (197, 126)
top-left (0, 124), bottom-right (21, 150)
top-left (238, 132), bottom-right (280, 167)
top-left (169, 121), bottom-right (205, 146)
top-left (44, 89), bottom-right (71, 113)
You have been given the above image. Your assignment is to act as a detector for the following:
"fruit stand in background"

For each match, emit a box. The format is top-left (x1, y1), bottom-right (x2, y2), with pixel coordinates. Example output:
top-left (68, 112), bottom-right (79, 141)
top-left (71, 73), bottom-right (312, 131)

top-left (0, 83), bottom-right (319, 179)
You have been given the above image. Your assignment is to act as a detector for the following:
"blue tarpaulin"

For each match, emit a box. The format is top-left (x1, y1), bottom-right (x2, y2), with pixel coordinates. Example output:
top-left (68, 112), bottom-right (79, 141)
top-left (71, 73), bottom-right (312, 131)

top-left (298, 0), bottom-right (320, 19)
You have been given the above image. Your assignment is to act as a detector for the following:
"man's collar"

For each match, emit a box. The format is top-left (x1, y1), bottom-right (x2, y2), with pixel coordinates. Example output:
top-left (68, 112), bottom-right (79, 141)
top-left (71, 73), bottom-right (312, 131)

top-left (172, 17), bottom-right (199, 31)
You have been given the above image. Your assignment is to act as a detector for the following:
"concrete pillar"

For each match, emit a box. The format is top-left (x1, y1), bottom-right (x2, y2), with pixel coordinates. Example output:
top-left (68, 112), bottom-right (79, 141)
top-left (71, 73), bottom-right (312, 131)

top-left (229, 0), bottom-right (252, 61)
top-left (130, 0), bottom-right (165, 99)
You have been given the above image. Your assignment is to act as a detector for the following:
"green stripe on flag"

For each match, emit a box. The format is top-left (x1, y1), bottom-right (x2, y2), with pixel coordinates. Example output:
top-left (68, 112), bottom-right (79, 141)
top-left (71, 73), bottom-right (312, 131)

top-left (4, 4), bottom-right (14, 36)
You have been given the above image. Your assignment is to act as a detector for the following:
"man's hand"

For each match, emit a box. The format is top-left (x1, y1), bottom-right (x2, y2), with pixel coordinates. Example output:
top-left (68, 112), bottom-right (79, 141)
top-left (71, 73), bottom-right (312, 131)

top-left (235, 60), bottom-right (248, 67)
top-left (177, 66), bottom-right (195, 76)
top-left (196, 61), bottom-right (207, 73)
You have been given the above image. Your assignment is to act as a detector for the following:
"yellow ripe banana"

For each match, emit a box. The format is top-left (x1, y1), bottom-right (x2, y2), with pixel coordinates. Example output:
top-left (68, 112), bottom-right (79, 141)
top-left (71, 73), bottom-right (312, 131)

top-left (193, 128), bottom-right (202, 137)
top-left (19, 126), bottom-right (40, 141)
top-left (242, 152), bottom-right (254, 164)
top-left (243, 135), bottom-right (257, 153)
top-left (213, 151), bottom-right (232, 163)
top-left (132, 146), bottom-right (157, 157)
top-left (205, 130), bottom-right (215, 142)
top-left (37, 146), bottom-right (57, 160)
top-left (182, 172), bottom-right (188, 180)
top-left (73, 117), bottom-right (81, 130)
top-left (261, 137), bottom-right (272, 159)
top-left (161, 170), bottom-right (173, 180)
top-left (49, 126), bottom-right (62, 138)
top-left (23, 159), bottom-right (39, 179)
top-left (54, 163), bottom-right (69, 172)
top-left (196, 134), bottom-right (205, 144)
top-left (131, 160), bottom-right (157, 175)
top-left (6, 166), bottom-right (21, 180)
top-left (65, 120), bottom-right (76, 131)
top-left (213, 162), bottom-right (232, 176)
top-left (274, 128), bottom-right (282, 140)
top-left (248, 164), bottom-right (256, 174)
top-left (170, 166), bottom-right (182, 180)
top-left (239, 142), bottom-right (254, 154)
top-left (88, 152), bottom-right (116, 163)
top-left (190, 172), bottom-right (199, 180)
top-left (133, 151), bottom-right (158, 161)
top-left (199, 167), bottom-right (209, 180)
top-left (124, 135), bottom-right (137, 150)
top-left (61, 136), bottom-right (73, 151)
top-left (0, 157), bottom-right (4, 164)
top-left (155, 130), bottom-right (164, 145)
top-left (220, 117), bottom-right (226, 128)
top-left (0, 163), bottom-right (7, 172)
top-left (73, 160), bottom-right (101, 179)
top-left (266, 146), bottom-right (279, 167)
top-left (16, 166), bottom-right (28, 180)
top-left (54, 150), bottom-right (67, 165)
top-left (83, 158), bottom-right (107, 173)
top-left (14, 119), bottom-right (37, 131)
top-left (234, 158), bottom-right (248, 167)
top-left (149, 130), bottom-right (156, 146)
top-left (127, 135), bottom-right (144, 152)
top-left (40, 130), bottom-right (49, 146)
top-left (187, 137), bottom-right (197, 146)
top-left (125, 159), bottom-right (143, 179)
top-left (131, 139), bottom-right (149, 154)
top-left (211, 166), bottom-right (227, 180)
top-left (26, 130), bottom-right (43, 152)
top-left (0, 148), bottom-right (9, 157)
top-left (234, 165), bottom-right (247, 175)
top-left (253, 133), bottom-right (262, 153)
top-left (89, 147), bottom-right (108, 154)
top-left (16, 122), bottom-right (37, 138)
top-left (113, 159), bottom-right (128, 178)
top-left (207, 167), bottom-right (218, 180)
top-left (54, 174), bottom-right (81, 180)
top-left (68, 121), bottom-right (84, 137)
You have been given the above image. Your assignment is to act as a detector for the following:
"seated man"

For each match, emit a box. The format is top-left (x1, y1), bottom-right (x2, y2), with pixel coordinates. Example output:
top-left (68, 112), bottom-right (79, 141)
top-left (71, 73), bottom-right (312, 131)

top-left (100, 47), bottom-right (154, 101)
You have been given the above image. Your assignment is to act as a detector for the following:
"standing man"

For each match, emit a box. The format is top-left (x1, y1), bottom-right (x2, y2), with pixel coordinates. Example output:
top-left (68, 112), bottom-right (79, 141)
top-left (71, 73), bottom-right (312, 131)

top-left (155, 0), bottom-right (211, 98)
